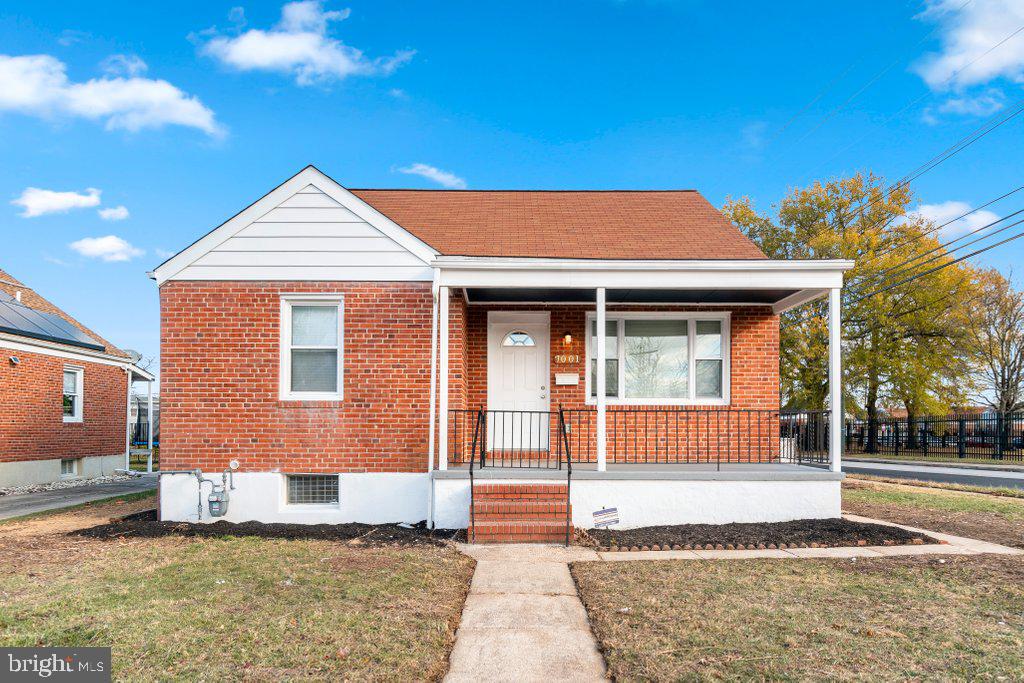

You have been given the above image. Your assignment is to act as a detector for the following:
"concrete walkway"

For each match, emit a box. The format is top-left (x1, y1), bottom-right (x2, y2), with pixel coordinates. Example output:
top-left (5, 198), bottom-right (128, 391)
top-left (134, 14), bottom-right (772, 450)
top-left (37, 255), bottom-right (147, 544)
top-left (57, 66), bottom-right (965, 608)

top-left (0, 476), bottom-right (157, 521)
top-left (444, 517), bottom-right (1019, 681)
top-left (445, 544), bottom-right (607, 682)
top-left (844, 459), bottom-right (1024, 489)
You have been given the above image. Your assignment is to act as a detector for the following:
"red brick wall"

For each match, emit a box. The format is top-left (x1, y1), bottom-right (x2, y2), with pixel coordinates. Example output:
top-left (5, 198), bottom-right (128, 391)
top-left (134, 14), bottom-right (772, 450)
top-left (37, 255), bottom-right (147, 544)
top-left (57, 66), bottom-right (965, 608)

top-left (160, 281), bottom-right (433, 473)
top-left (0, 349), bottom-right (126, 463)
top-left (456, 302), bottom-right (780, 464)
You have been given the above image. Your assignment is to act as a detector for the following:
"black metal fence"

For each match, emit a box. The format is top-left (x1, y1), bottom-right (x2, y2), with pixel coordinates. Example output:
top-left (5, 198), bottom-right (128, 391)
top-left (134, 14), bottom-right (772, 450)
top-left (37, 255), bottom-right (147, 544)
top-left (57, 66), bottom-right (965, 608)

top-left (450, 407), bottom-right (830, 467)
top-left (845, 412), bottom-right (1024, 461)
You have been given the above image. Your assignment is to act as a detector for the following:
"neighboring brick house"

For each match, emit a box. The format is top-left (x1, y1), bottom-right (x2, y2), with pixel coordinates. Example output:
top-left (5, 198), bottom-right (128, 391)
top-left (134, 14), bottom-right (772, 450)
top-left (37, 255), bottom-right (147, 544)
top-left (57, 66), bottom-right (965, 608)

top-left (0, 267), bottom-right (154, 486)
top-left (153, 166), bottom-right (852, 538)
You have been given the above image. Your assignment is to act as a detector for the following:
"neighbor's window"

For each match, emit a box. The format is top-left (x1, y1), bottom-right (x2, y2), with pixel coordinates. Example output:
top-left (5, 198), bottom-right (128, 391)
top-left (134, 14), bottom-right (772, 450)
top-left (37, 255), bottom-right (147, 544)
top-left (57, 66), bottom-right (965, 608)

top-left (281, 297), bottom-right (343, 400)
top-left (60, 458), bottom-right (79, 476)
top-left (63, 367), bottom-right (83, 422)
top-left (287, 474), bottom-right (339, 505)
top-left (588, 314), bottom-right (728, 404)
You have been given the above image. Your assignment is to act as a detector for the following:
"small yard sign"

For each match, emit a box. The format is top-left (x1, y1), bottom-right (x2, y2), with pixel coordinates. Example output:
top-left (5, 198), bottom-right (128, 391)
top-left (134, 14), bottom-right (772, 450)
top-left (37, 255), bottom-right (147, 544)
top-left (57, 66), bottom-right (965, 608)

top-left (593, 507), bottom-right (619, 528)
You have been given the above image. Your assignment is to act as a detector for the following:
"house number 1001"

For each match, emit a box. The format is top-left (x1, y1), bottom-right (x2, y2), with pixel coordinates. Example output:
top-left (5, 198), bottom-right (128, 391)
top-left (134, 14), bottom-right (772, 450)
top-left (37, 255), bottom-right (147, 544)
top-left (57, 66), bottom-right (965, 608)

top-left (555, 354), bottom-right (580, 364)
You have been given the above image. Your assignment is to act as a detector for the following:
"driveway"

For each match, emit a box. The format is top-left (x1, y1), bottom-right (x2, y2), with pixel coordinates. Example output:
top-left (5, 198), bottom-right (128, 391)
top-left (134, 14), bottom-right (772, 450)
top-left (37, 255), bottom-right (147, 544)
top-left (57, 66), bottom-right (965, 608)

top-left (843, 460), bottom-right (1024, 490)
top-left (0, 476), bottom-right (158, 521)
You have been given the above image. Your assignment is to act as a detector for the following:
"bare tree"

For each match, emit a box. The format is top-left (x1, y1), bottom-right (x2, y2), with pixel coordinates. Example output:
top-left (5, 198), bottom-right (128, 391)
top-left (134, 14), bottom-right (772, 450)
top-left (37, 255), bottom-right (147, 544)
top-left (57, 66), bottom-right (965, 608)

top-left (968, 271), bottom-right (1024, 414)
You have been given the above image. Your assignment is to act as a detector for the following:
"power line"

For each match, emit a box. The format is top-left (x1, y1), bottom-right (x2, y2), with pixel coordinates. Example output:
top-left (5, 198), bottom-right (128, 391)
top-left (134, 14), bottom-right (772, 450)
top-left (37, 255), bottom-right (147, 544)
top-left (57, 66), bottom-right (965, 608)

top-left (809, 21), bottom-right (1024, 176)
top-left (852, 208), bottom-right (1024, 293)
top-left (852, 225), bottom-right (1024, 303)
top-left (858, 183), bottom-right (1024, 269)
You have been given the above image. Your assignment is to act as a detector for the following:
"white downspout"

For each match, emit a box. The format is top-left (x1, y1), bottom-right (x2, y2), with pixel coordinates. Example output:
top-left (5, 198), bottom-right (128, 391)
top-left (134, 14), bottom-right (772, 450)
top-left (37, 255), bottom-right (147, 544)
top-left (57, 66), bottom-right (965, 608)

top-left (596, 287), bottom-right (607, 472)
top-left (828, 287), bottom-right (843, 473)
top-left (146, 378), bottom-right (154, 473)
top-left (124, 368), bottom-right (132, 471)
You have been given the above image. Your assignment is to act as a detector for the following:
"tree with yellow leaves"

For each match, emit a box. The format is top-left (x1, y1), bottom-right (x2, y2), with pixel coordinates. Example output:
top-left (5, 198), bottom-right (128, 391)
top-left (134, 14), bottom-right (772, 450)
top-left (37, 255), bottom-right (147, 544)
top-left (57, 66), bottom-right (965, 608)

top-left (724, 173), bottom-right (981, 452)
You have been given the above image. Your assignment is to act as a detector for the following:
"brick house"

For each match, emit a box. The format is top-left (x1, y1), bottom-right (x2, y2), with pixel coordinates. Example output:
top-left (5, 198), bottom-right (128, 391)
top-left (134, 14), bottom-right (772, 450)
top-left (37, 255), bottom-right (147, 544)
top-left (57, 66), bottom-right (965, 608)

top-left (0, 267), bottom-right (155, 487)
top-left (152, 166), bottom-right (851, 539)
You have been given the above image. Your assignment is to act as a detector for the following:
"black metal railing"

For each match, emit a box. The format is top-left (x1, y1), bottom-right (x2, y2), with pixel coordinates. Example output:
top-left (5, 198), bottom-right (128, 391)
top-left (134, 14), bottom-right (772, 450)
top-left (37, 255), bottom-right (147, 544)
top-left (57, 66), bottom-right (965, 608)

top-left (845, 412), bottom-right (1024, 461)
top-left (557, 406), bottom-right (573, 546)
top-left (450, 407), bottom-right (830, 468)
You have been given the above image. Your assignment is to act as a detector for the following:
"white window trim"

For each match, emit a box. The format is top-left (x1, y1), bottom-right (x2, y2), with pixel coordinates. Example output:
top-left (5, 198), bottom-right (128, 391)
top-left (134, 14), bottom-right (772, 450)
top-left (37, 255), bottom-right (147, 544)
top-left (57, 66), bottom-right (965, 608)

top-left (63, 365), bottom-right (84, 423)
top-left (279, 294), bottom-right (345, 401)
top-left (584, 311), bottom-right (730, 406)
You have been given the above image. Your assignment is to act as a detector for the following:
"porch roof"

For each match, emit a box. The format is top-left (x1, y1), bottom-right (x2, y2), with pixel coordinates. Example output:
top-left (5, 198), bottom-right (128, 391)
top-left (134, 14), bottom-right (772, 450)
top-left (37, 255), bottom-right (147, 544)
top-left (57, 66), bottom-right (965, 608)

top-left (434, 257), bottom-right (855, 313)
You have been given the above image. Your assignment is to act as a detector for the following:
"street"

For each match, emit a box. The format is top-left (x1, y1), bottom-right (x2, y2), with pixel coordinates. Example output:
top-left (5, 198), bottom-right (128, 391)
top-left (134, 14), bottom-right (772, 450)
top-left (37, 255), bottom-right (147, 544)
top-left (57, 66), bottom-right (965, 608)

top-left (843, 460), bottom-right (1024, 490)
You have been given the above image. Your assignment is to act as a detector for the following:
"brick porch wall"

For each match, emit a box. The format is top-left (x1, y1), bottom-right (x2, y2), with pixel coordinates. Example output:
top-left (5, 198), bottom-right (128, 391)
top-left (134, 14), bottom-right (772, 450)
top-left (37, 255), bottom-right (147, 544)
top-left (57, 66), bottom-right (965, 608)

top-left (0, 349), bottom-right (126, 464)
top-left (160, 281), bottom-right (433, 473)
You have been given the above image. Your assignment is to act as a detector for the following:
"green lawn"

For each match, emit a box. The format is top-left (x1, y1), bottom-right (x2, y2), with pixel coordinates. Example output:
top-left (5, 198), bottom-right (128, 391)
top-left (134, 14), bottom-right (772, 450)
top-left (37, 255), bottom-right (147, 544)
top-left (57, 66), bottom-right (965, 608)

top-left (0, 511), bottom-right (474, 681)
top-left (843, 479), bottom-right (1024, 548)
top-left (574, 555), bottom-right (1024, 681)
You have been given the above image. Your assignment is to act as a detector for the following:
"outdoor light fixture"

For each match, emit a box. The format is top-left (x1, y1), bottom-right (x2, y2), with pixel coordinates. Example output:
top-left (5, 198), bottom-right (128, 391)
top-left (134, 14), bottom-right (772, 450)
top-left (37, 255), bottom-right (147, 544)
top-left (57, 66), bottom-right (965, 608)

top-left (8, 356), bottom-right (19, 365)
top-left (562, 331), bottom-right (573, 347)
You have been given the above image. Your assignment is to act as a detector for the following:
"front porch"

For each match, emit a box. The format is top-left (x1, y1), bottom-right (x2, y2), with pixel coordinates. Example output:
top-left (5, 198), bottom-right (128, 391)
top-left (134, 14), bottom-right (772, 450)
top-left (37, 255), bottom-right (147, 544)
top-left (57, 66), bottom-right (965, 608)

top-left (424, 257), bottom-right (853, 537)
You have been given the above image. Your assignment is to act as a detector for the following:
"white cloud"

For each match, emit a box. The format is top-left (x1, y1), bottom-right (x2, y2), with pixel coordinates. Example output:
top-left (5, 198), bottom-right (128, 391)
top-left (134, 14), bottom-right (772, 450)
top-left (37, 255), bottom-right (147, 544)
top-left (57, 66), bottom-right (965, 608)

top-left (397, 163), bottom-right (467, 189)
top-left (914, 1), bottom-right (1024, 90)
top-left (198, 1), bottom-right (414, 86)
top-left (937, 89), bottom-right (1006, 116)
top-left (155, 248), bottom-right (176, 259)
top-left (100, 54), bottom-right (148, 77)
top-left (11, 186), bottom-right (101, 218)
top-left (911, 200), bottom-right (1001, 239)
top-left (69, 235), bottom-right (144, 262)
top-left (98, 205), bottom-right (130, 221)
top-left (0, 53), bottom-right (222, 136)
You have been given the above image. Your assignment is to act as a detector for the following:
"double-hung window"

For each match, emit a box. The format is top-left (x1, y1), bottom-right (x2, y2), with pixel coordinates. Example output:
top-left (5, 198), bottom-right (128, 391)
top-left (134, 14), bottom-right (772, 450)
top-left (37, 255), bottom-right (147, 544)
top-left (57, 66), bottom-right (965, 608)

top-left (62, 366), bottom-right (83, 422)
top-left (280, 296), bottom-right (344, 400)
top-left (587, 313), bottom-right (729, 405)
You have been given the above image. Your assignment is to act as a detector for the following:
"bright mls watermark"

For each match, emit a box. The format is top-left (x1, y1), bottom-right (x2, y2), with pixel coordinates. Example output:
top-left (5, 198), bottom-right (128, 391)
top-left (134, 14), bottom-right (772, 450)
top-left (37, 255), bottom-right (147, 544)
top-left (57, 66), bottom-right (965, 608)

top-left (2, 648), bottom-right (110, 682)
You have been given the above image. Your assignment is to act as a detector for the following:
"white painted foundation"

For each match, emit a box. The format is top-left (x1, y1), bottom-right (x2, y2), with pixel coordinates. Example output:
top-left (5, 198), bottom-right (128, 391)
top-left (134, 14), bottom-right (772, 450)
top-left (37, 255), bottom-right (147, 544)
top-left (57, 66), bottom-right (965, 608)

top-left (432, 477), bottom-right (841, 529)
top-left (0, 453), bottom-right (123, 487)
top-left (159, 472), bottom-right (428, 524)
top-left (159, 470), bottom-right (841, 529)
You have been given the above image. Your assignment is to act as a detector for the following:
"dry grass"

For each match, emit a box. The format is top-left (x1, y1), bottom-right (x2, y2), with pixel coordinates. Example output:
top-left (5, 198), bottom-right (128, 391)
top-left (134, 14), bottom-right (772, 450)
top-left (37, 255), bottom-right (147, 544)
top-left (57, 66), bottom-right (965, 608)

top-left (0, 498), bottom-right (474, 681)
top-left (573, 555), bottom-right (1024, 681)
top-left (843, 479), bottom-right (1024, 548)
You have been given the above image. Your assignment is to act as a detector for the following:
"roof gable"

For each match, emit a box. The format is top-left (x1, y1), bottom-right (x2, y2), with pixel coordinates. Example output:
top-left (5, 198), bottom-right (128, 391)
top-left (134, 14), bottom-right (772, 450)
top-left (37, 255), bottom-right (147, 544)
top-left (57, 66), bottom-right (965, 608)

top-left (349, 189), bottom-right (766, 260)
top-left (151, 166), bottom-right (437, 285)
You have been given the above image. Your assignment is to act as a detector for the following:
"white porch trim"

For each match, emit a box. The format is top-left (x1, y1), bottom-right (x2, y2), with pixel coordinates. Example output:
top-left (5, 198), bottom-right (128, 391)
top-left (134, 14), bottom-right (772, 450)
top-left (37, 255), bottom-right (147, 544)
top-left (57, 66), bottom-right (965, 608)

top-left (829, 286), bottom-right (843, 472)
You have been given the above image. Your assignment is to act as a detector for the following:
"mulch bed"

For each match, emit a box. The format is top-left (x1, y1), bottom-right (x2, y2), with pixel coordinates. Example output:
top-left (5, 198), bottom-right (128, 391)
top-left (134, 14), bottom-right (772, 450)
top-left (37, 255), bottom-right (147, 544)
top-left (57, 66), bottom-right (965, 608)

top-left (585, 518), bottom-right (938, 551)
top-left (74, 509), bottom-right (465, 547)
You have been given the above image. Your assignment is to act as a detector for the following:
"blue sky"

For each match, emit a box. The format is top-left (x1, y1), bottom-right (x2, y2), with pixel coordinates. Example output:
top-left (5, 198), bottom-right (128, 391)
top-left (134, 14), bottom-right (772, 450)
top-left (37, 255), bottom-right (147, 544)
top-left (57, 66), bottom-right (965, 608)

top-left (2, 0), bottom-right (1023, 378)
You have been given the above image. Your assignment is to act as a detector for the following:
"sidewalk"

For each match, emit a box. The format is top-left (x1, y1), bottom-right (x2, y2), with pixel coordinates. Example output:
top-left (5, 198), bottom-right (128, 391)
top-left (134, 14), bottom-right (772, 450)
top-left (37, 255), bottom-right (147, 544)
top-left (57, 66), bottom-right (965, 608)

top-left (0, 476), bottom-right (157, 521)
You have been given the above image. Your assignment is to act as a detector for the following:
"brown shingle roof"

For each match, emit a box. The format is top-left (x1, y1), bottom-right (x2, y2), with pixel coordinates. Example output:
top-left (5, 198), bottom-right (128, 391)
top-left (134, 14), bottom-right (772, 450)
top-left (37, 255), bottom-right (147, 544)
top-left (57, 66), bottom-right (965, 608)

top-left (0, 266), bottom-right (128, 358)
top-left (349, 189), bottom-right (766, 260)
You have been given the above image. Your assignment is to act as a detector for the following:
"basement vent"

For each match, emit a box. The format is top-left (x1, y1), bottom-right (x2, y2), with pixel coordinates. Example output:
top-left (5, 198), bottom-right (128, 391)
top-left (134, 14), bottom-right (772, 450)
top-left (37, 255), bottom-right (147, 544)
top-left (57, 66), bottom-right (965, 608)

top-left (286, 474), bottom-right (339, 505)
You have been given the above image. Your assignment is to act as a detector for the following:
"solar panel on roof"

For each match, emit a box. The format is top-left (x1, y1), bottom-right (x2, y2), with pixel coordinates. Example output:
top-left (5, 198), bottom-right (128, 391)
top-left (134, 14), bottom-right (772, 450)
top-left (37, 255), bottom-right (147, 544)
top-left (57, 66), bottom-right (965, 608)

top-left (0, 299), bottom-right (105, 351)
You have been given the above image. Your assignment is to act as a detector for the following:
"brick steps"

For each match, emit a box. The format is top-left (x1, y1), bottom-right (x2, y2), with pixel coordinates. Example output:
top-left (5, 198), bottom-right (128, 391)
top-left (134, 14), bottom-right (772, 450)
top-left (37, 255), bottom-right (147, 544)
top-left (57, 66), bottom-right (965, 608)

top-left (470, 483), bottom-right (572, 543)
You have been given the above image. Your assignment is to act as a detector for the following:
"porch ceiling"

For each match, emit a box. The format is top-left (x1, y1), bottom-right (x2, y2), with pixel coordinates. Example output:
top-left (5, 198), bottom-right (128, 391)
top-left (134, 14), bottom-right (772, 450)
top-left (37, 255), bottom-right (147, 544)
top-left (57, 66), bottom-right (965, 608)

top-left (466, 287), bottom-right (801, 305)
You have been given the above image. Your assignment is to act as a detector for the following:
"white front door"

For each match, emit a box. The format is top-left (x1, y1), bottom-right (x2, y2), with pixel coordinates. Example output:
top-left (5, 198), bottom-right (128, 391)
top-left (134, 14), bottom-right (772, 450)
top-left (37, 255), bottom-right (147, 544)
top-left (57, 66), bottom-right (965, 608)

top-left (487, 312), bottom-right (550, 451)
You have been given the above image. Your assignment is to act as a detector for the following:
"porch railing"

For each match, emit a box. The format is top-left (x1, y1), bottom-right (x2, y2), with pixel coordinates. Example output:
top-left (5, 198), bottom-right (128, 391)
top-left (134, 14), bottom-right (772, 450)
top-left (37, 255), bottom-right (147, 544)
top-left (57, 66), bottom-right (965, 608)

top-left (449, 407), bottom-right (830, 467)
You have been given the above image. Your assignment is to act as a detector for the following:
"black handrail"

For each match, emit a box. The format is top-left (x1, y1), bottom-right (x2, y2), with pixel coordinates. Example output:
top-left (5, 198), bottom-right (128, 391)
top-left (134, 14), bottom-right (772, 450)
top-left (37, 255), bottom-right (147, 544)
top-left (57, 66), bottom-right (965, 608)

top-left (558, 405), bottom-right (572, 546)
top-left (467, 407), bottom-right (483, 543)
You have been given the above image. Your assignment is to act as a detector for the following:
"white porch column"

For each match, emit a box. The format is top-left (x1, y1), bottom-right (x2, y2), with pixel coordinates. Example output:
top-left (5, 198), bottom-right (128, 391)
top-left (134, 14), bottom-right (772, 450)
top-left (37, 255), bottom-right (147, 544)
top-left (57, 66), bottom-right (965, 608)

top-left (596, 287), bottom-right (607, 472)
top-left (828, 287), bottom-right (842, 473)
top-left (438, 286), bottom-right (450, 471)
top-left (146, 379), bottom-right (154, 473)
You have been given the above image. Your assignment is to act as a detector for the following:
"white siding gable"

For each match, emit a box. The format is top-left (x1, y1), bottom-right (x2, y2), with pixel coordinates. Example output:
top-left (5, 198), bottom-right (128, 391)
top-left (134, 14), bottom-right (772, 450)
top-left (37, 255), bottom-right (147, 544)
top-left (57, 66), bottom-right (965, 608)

top-left (153, 168), bottom-right (437, 285)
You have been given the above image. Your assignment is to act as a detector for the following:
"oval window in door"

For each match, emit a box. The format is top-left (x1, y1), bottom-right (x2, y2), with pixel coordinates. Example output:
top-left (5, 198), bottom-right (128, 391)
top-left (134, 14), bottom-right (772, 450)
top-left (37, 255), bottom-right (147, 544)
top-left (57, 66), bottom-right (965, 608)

top-left (502, 330), bottom-right (536, 347)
